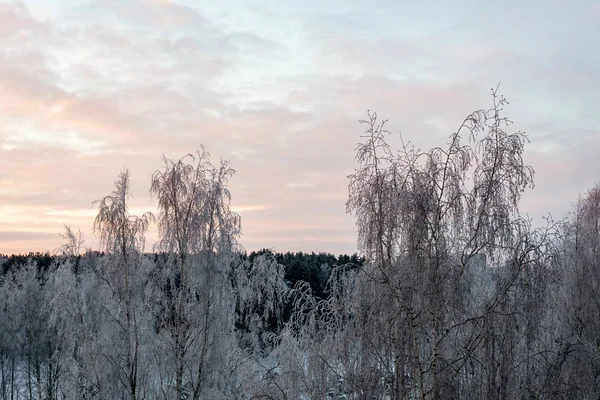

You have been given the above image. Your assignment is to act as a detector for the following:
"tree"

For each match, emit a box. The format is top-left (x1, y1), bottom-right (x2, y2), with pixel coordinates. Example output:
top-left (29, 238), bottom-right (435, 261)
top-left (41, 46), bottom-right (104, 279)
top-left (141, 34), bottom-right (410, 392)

top-left (555, 183), bottom-right (600, 397)
top-left (93, 169), bottom-right (153, 260)
top-left (0, 261), bottom-right (61, 400)
top-left (48, 249), bottom-right (105, 399)
top-left (149, 147), bottom-right (242, 399)
top-left (92, 169), bottom-right (154, 400)
top-left (278, 87), bottom-right (554, 399)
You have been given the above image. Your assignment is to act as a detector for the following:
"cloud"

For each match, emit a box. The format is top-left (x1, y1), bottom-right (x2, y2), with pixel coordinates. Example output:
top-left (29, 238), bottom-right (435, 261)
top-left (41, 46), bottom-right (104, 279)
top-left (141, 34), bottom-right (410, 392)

top-left (287, 182), bottom-right (315, 189)
top-left (0, 0), bottom-right (598, 256)
top-left (232, 204), bottom-right (269, 213)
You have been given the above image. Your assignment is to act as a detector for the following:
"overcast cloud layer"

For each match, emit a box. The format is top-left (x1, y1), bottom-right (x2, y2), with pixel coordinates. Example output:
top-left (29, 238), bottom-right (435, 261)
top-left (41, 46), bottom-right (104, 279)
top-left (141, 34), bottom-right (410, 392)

top-left (1, 0), bottom-right (599, 255)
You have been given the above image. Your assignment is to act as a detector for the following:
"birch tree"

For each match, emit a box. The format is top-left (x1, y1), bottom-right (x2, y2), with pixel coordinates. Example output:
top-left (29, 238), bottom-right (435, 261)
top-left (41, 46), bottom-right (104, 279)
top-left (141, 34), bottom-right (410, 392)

top-left (1, 261), bottom-right (63, 400)
top-left (92, 169), bottom-right (154, 400)
top-left (326, 87), bottom-right (555, 399)
top-left (556, 183), bottom-right (600, 397)
top-left (149, 147), bottom-right (242, 399)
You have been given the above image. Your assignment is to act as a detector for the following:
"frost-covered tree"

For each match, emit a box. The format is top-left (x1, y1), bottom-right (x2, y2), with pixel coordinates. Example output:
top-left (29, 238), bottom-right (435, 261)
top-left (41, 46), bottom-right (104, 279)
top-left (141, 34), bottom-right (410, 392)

top-left (93, 169), bottom-right (153, 259)
top-left (553, 183), bottom-right (600, 398)
top-left (234, 253), bottom-right (288, 354)
top-left (268, 87), bottom-right (561, 400)
top-left (91, 169), bottom-right (154, 400)
top-left (150, 147), bottom-right (241, 258)
top-left (149, 148), bottom-right (243, 399)
top-left (345, 88), bottom-right (567, 399)
top-left (56, 224), bottom-right (85, 258)
top-left (36, 149), bottom-right (290, 399)
top-left (0, 261), bottom-right (62, 400)
top-left (48, 233), bottom-right (108, 399)
top-left (44, 173), bottom-right (154, 400)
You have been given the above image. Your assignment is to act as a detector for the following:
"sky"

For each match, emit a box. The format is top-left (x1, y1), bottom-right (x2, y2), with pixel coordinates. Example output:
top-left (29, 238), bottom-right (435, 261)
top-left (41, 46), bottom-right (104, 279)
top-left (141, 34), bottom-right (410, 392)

top-left (0, 0), bottom-right (599, 256)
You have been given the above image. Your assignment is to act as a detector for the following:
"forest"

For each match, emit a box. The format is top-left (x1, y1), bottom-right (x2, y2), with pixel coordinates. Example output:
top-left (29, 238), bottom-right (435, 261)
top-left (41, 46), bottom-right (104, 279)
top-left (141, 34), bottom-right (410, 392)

top-left (1, 89), bottom-right (600, 399)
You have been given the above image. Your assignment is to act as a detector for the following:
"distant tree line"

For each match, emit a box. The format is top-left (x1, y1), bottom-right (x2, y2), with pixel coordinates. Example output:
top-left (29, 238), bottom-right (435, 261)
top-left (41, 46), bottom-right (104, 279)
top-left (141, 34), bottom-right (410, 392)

top-left (1, 250), bottom-right (364, 301)
top-left (0, 250), bottom-right (364, 343)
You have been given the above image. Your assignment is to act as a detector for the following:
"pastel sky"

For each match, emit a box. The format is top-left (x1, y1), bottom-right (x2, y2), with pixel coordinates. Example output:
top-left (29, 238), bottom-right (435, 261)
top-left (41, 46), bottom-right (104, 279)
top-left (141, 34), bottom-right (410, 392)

top-left (1, 0), bottom-right (599, 256)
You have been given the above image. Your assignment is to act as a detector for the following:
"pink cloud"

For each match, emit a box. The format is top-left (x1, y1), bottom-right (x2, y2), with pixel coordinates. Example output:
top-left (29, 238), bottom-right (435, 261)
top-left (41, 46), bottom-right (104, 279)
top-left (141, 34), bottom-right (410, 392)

top-left (0, 1), bottom-right (49, 39)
